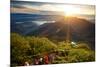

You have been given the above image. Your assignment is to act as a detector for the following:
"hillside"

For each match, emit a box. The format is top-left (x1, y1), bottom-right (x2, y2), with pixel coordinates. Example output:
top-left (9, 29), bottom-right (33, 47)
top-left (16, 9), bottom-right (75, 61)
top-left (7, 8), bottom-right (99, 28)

top-left (30, 17), bottom-right (95, 49)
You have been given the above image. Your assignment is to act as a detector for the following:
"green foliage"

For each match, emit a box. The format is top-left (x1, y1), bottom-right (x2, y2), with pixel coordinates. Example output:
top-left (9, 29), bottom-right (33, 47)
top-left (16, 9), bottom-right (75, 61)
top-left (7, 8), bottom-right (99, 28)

top-left (26, 36), bottom-right (57, 55)
top-left (11, 33), bottom-right (57, 66)
top-left (76, 43), bottom-right (91, 50)
top-left (52, 56), bottom-right (68, 64)
top-left (11, 33), bottom-right (95, 66)
top-left (11, 33), bottom-right (31, 66)
top-left (57, 41), bottom-right (72, 50)
top-left (67, 49), bottom-right (95, 63)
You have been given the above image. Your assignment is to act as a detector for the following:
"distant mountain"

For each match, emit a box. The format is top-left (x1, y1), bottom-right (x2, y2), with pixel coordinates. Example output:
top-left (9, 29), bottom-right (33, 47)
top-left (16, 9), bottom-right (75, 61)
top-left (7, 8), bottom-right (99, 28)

top-left (11, 13), bottom-right (64, 35)
top-left (30, 17), bottom-right (95, 49)
top-left (11, 13), bottom-right (95, 49)
top-left (11, 21), bottom-right (39, 35)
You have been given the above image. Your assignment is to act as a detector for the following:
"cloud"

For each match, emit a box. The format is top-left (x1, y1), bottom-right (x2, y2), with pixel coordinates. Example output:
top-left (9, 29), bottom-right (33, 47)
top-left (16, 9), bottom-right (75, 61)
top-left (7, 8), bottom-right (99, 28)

top-left (11, 6), bottom-right (39, 14)
top-left (11, 1), bottom-right (95, 15)
top-left (39, 4), bottom-right (56, 11)
top-left (38, 4), bottom-right (63, 11)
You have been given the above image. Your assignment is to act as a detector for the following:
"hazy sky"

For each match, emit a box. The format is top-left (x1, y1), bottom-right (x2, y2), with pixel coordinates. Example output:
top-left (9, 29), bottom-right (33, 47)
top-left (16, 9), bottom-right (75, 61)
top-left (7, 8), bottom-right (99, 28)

top-left (11, 1), bottom-right (95, 15)
top-left (12, 0), bottom-right (95, 5)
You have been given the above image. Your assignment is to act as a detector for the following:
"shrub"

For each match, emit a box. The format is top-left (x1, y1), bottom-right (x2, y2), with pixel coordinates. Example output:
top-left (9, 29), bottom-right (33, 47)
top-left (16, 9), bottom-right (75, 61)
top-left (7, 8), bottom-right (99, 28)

top-left (67, 49), bottom-right (95, 63)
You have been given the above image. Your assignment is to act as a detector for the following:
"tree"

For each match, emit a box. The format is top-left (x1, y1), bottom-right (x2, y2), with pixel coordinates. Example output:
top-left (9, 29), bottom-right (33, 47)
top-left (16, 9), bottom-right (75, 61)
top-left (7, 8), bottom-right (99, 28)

top-left (11, 33), bottom-right (30, 66)
top-left (68, 49), bottom-right (95, 62)
top-left (26, 36), bottom-right (57, 56)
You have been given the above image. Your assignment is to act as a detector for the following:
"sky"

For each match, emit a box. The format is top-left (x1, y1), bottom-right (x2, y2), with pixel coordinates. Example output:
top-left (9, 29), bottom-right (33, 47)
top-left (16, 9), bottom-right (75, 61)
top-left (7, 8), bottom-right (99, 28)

top-left (11, 0), bottom-right (95, 5)
top-left (11, 0), bottom-right (95, 15)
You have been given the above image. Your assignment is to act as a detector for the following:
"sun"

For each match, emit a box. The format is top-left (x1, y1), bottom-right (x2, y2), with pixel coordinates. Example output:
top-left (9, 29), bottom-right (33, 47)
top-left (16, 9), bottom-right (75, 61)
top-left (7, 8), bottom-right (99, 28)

top-left (61, 5), bottom-right (81, 17)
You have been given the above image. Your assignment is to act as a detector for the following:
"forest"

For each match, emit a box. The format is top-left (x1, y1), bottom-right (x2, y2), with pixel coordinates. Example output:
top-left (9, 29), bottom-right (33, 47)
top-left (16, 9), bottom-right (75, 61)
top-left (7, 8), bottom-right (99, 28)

top-left (11, 33), bottom-right (95, 66)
